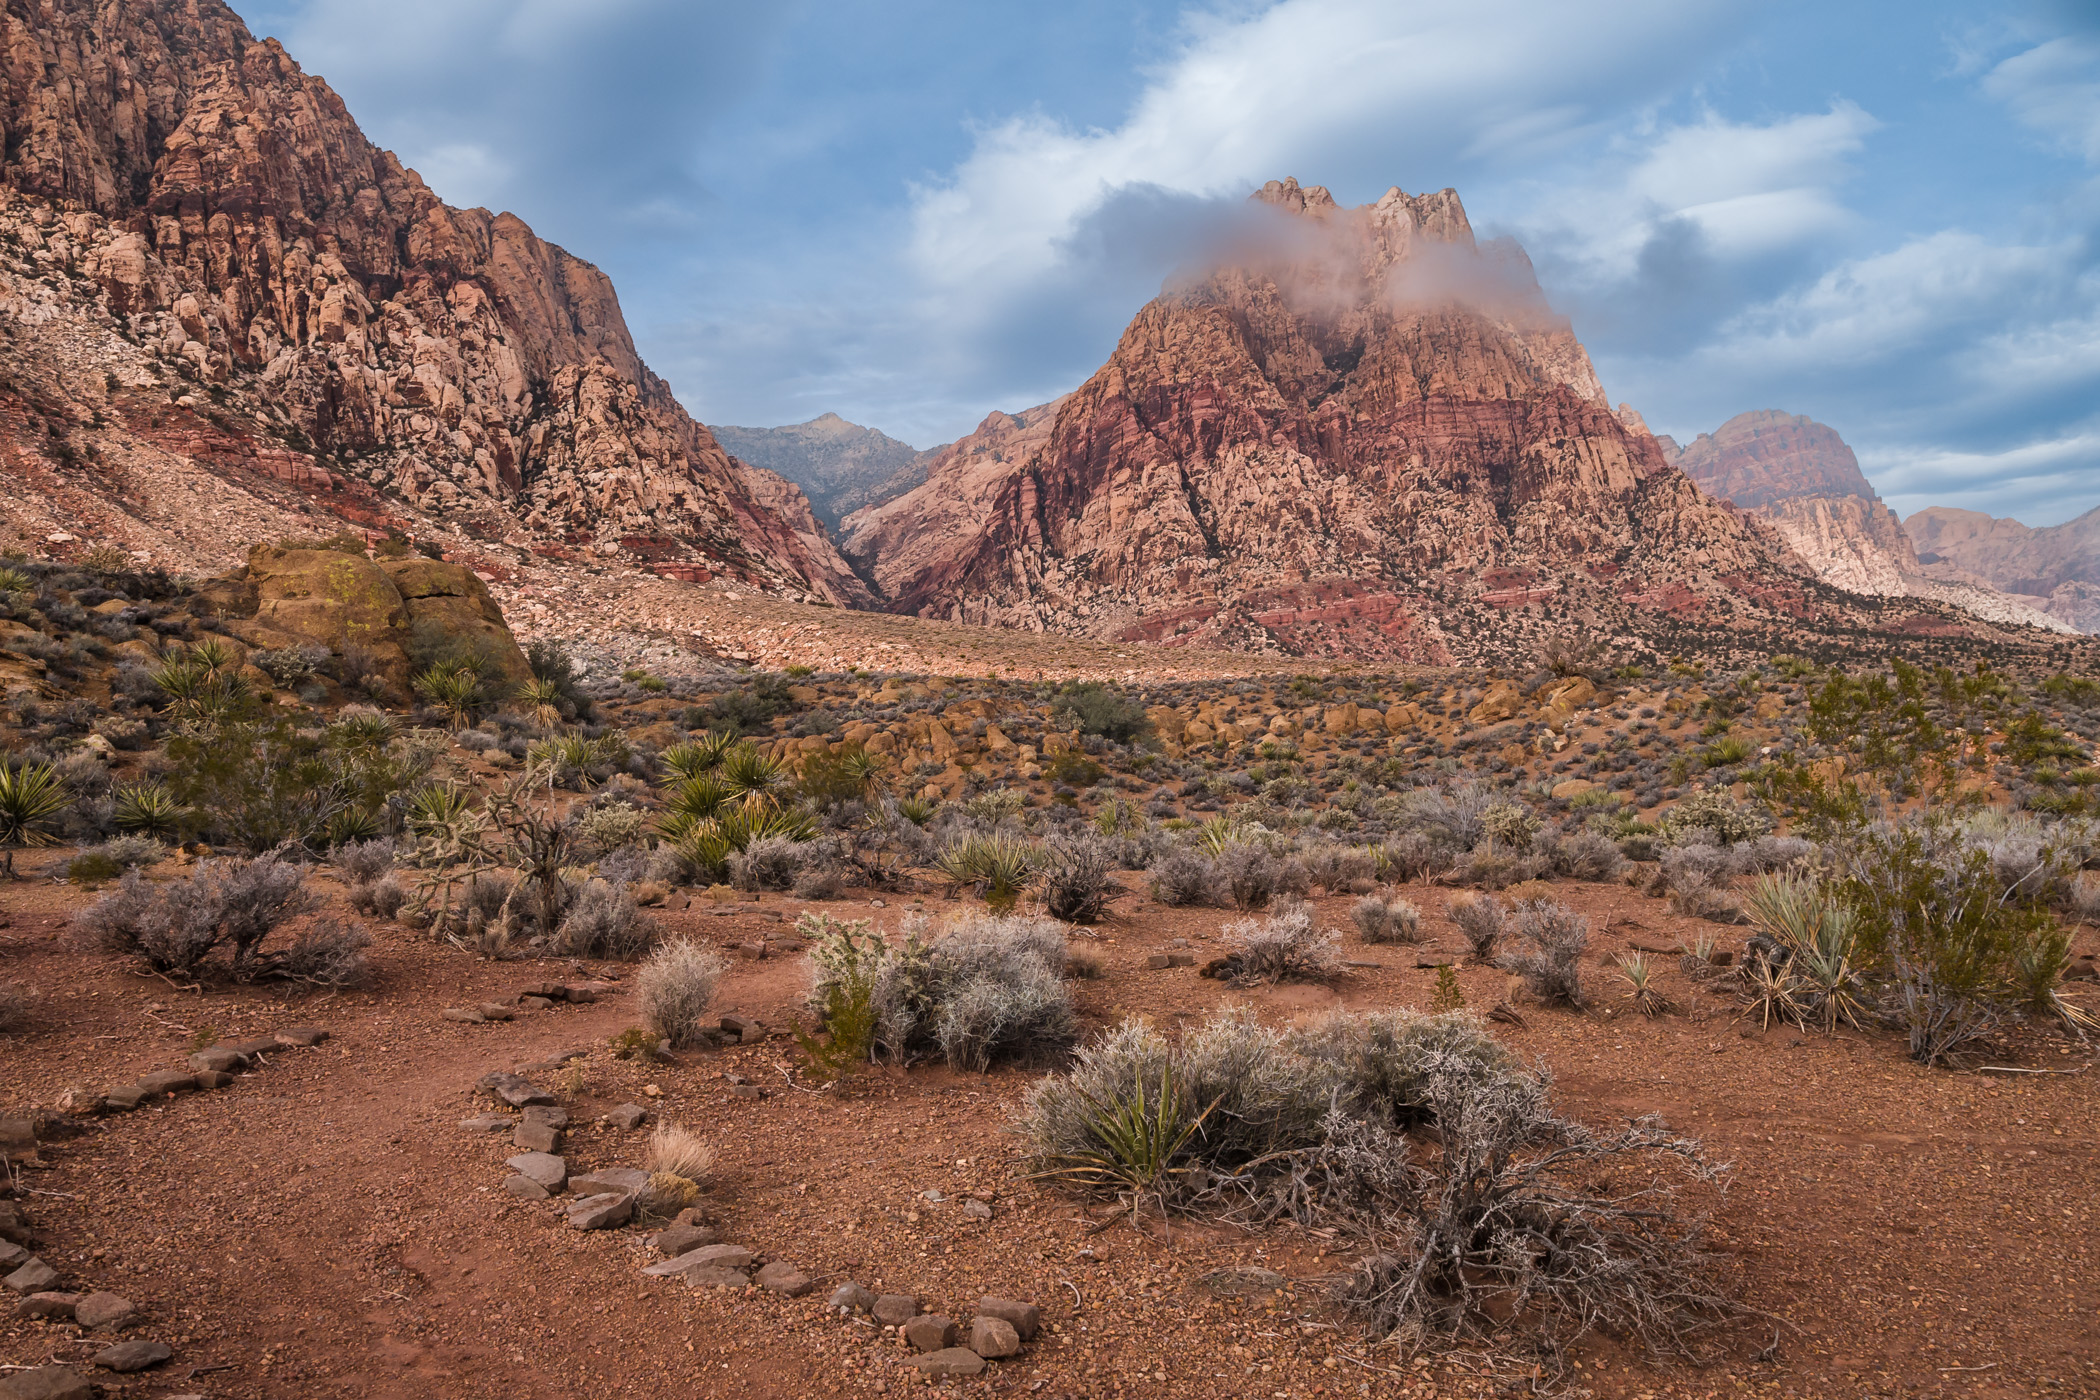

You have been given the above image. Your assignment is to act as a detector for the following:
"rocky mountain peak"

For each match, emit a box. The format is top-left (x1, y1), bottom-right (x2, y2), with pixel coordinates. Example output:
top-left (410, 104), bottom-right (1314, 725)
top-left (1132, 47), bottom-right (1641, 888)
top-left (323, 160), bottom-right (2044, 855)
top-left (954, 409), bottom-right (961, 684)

top-left (1673, 410), bottom-right (1876, 507)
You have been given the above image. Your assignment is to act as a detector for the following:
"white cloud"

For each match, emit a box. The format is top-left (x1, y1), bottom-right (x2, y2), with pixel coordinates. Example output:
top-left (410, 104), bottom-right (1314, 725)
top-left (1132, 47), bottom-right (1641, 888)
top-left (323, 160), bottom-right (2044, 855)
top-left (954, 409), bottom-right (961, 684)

top-left (1985, 35), bottom-right (2100, 165)
top-left (905, 0), bottom-right (1741, 308)
top-left (1869, 428), bottom-right (2100, 526)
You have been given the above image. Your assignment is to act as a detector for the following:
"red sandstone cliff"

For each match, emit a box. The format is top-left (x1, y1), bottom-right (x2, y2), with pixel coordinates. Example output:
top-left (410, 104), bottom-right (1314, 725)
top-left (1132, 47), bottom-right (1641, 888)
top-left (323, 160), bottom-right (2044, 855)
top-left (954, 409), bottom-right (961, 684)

top-left (0, 0), bottom-right (863, 602)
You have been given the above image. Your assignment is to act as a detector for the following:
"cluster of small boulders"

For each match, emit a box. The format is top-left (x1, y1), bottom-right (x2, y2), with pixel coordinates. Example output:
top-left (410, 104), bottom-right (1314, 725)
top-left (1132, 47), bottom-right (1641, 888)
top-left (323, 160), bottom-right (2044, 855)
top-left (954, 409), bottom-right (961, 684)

top-left (0, 1199), bottom-right (175, 1394)
top-left (88, 1025), bottom-right (330, 1113)
top-left (824, 1286), bottom-right (1042, 1380)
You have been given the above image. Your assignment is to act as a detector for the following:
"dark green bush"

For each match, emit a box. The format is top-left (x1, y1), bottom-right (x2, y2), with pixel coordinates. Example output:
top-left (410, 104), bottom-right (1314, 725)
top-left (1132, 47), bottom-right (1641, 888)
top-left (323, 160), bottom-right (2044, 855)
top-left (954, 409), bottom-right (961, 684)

top-left (1051, 682), bottom-right (1149, 744)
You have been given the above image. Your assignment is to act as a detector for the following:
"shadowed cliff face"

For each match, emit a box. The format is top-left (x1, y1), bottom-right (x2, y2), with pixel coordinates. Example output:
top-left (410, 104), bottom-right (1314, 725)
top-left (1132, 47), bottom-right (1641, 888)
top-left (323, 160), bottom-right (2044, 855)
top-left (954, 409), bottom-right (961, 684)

top-left (0, 0), bottom-right (865, 603)
top-left (845, 178), bottom-right (1809, 663)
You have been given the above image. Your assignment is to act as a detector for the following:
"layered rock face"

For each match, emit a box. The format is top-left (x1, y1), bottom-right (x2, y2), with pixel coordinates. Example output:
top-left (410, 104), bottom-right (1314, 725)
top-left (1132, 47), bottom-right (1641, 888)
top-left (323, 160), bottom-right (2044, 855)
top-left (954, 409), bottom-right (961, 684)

top-left (845, 179), bottom-right (1812, 662)
top-left (1669, 412), bottom-right (1921, 596)
top-left (712, 414), bottom-right (929, 528)
top-left (1906, 505), bottom-right (2100, 633)
top-left (1670, 412), bottom-right (2076, 631)
top-left (0, 0), bottom-right (862, 602)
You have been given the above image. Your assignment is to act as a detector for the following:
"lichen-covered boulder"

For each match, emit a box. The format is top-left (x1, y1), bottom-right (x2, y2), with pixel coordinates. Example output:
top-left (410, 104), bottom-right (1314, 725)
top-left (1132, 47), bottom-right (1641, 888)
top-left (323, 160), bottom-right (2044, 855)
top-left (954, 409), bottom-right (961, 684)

top-left (237, 546), bottom-right (413, 684)
top-left (377, 558), bottom-right (531, 687)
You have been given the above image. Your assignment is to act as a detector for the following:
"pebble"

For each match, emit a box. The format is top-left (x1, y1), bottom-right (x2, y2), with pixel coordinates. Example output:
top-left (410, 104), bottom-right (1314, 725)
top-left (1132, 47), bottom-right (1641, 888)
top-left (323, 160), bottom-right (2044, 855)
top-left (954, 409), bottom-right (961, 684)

top-left (4, 1258), bottom-right (58, 1292)
top-left (565, 1193), bottom-right (633, 1231)
top-left (135, 1070), bottom-right (194, 1096)
top-left (442, 1008), bottom-right (487, 1024)
top-left (654, 1223), bottom-right (720, 1255)
top-left (186, 1047), bottom-right (246, 1074)
top-left (569, 1166), bottom-right (648, 1198)
top-left (458, 1115), bottom-right (512, 1132)
top-left (477, 1003), bottom-right (515, 1021)
top-left (501, 1175), bottom-right (550, 1201)
top-left (755, 1261), bottom-right (814, 1297)
top-left (977, 1297), bottom-right (1041, 1340)
top-left (519, 996), bottom-right (555, 1010)
top-left (607, 1103), bottom-right (648, 1130)
top-left (506, 1153), bottom-right (567, 1191)
top-left (644, 1244), bottom-right (752, 1277)
top-left (829, 1282), bottom-right (877, 1314)
top-left (98, 1085), bottom-right (144, 1113)
top-left (512, 1119), bottom-right (561, 1153)
top-left (274, 1026), bottom-right (330, 1047)
top-left (478, 1072), bottom-right (554, 1108)
top-left (193, 1070), bottom-right (235, 1090)
top-left (14, 1292), bottom-right (79, 1320)
top-left (0, 1365), bottom-right (92, 1399)
top-left (960, 1198), bottom-right (993, 1221)
top-left (92, 1340), bottom-right (172, 1373)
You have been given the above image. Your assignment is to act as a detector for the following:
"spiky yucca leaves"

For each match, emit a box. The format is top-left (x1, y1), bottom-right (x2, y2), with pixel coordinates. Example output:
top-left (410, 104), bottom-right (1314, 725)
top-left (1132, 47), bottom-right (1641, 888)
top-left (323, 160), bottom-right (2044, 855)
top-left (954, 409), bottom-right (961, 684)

top-left (0, 761), bottom-right (69, 878)
top-left (1196, 814), bottom-right (1251, 856)
top-left (718, 742), bottom-right (785, 796)
top-left (519, 677), bottom-right (567, 727)
top-left (113, 780), bottom-right (187, 842)
top-left (1742, 873), bottom-right (1865, 1032)
top-left (670, 797), bottom-right (817, 884)
top-left (1025, 1052), bottom-right (1219, 1227)
top-left (326, 709), bottom-right (398, 753)
top-left (1616, 953), bottom-right (1672, 1017)
top-left (936, 831), bottom-right (1042, 913)
top-left (413, 661), bottom-right (483, 729)
top-left (661, 729), bottom-right (742, 781)
top-left (0, 566), bottom-right (29, 595)
top-left (152, 656), bottom-right (252, 723)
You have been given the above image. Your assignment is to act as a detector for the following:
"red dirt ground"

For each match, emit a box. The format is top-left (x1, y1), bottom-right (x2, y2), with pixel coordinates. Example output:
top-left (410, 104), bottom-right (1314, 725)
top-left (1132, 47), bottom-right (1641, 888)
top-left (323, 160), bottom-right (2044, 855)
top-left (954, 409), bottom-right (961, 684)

top-left (0, 853), bottom-right (2093, 1400)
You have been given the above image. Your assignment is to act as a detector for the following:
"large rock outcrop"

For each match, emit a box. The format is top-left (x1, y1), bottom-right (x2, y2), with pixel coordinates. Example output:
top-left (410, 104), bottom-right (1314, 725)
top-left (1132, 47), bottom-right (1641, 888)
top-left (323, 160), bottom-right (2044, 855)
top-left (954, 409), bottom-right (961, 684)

top-left (0, 0), bottom-right (863, 603)
top-left (844, 179), bottom-right (1818, 662)
top-left (1906, 505), bottom-right (2100, 633)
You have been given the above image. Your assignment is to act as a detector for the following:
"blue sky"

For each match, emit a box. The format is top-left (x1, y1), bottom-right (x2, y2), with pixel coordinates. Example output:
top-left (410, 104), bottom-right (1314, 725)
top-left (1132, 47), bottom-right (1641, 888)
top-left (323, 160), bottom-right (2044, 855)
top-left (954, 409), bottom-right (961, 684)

top-left (230, 0), bottom-right (2100, 526)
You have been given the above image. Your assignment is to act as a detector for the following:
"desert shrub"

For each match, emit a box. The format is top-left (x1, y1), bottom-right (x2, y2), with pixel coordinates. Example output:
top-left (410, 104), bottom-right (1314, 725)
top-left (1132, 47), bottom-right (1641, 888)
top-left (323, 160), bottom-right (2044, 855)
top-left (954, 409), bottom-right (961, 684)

top-left (728, 833), bottom-right (804, 892)
top-left (809, 912), bottom-right (1074, 1070)
top-left (1302, 842), bottom-right (1375, 893)
top-left (72, 854), bottom-right (316, 979)
top-left (1544, 829), bottom-right (1627, 882)
top-left (934, 831), bottom-right (1041, 912)
top-left (112, 779), bottom-right (187, 841)
top-left (1374, 831), bottom-right (1450, 882)
top-left (253, 644), bottom-right (330, 687)
top-left (1040, 830), bottom-right (1118, 924)
top-left (1216, 901), bottom-right (1341, 985)
top-left (524, 639), bottom-right (592, 722)
top-left (1351, 893), bottom-right (1421, 944)
top-left (347, 871), bottom-right (407, 920)
top-left (1448, 891), bottom-right (1506, 963)
top-left (572, 801), bottom-right (646, 857)
top-left (1735, 834), bottom-right (1816, 874)
top-left (1499, 896), bottom-right (1589, 1006)
top-left (278, 916), bottom-right (374, 987)
top-left (1445, 841), bottom-right (1551, 890)
top-left (1050, 681), bottom-right (1149, 743)
top-left (1289, 1008), bottom-right (1519, 1129)
top-left (558, 878), bottom-right (658, 960)
top-left (1658, 789), bottom-right (1772, 847)
top-left (637, 939), bottom-right (728, 1048)
top-left (1149, 850), bottom-right (1214, 906)
top-left (1383, 783), bottom-right (1492, 855)
top-left (330, 840), bottom-right (396, 886)
top-left (1217, 841), bottom-right (1281, 911)
top-left (1480, 800), bottom-right (1541, 849)
top-left (1660, 844), bottom-right (1740, 921)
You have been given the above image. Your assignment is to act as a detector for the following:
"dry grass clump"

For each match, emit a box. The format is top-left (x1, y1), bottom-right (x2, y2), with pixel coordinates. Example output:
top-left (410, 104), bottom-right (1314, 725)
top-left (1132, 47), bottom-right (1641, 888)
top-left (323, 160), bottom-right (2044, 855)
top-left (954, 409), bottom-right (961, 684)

top-left (1217, 900), bottom-right (1342, 985)
top-left (1149, 850), bottom-right (1214, 906)
top-left (556, 878), bottom-right (658, 960)
top-left (643, 1122), bottom-right (715, 1182)
top-left (636, 939), bottom-right (728, 1048)
top-left (1499, 896), bottom-right (1590, 1006)
top-left (1447, 891), bottom-right (1505, 963)
top-left (1350, 892), bottom-right (1422, 944)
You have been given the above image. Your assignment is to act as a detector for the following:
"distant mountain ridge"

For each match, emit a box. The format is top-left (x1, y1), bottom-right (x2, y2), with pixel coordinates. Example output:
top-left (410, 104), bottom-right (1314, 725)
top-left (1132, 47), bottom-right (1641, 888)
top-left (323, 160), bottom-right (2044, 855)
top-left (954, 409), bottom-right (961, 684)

top-left (712, 414), bottom-right (931, 529)
top-left (1665, 411), bottom-right (2083, 633)
top-left (1906, 505), bottom-right (2100, 634)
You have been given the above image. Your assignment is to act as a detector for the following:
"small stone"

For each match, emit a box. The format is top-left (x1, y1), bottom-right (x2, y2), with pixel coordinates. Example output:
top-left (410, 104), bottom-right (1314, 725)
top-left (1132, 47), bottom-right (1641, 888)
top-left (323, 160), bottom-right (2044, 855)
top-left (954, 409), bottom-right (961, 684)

top-left (0, 1242), bottom-right (26, 1269)
top-left (904, 1315), bottom-right (957, 1352)
top-left (458, 1114), bottom-right (512, 1132)
top-left (607, 1103), bottom-right (648, 1130)
top-left (643, 1244), bottom-right (753, 1278)
top-left (920, 1188), bottom-right (945, 1202)
top-left (136, 1070), bottom-right (195, 1096)
top-left (72, 1292), bottom-right (133, 1330)
top-left (443, 1007), bottom-right (487, 1024)
top-left (478, 1072), bottom-right (554, 1108)
top-left (642, 1083), bottom-right (663, 1098)
top-left (5, 1258), bottom-right (58, 1292)
top-left (501, 1175), bottom-right (550, 1201)
top-left (755, 1261), bottom-right (813, 1297)
top-left (681, 1266), bottom-right (749, 1288)
top-left (565, 1193), bottom-right (633, 1231)
top-left (506, 1153), bottom-right (567, 1191)
top-left (522, 1105), bottom-right (569, 1130)
top-left (911, 1348), bottom-right (987, 1379)
top-left (561, 985), bottom-right (597, 1004)
top-left (1145, 953), bottom-right (1171, 970)
top-left (970, 1315), bottom-right (1021, 1359)
top-left (512, 1119), bottom-right (562, 1153)
top-left (186, 1047), bottom-right (246, 1074)
top-left (731, 1085), bottom-right (763, 1100)
top-left (569, 1166), bottom-right (649, 1198)
top-left (976, 1297), bottom-right (1040, 1341)
top-left (99, 1085), bottom-right (144, 1113)
top-left (0, 1203), bottom-right (30, 1245)
top-left (225, 1038), bottom-right (279, 1059)
top-left (872, 1293), bottom-right (918, 1326)
top-left (193, 1070), bottom-right (235, 1090)
top-left (477, 1003), bottom-right (516, 1022)
top-left (15, 1292), bottom-right (80, 1320)
top-left (654, 1223), bottom-right (720, 1255)
top-left (0, 1365), bottom-right (92, 1399)
top-left (829, 1282), bottom-right (877, 1314)
top-left (92, 1339), bottom-right (172, 1373)
top-left (1166, 952), bottom-right (1197, 968)
top-left (274, 1026), bottom-right (330, 1047)
top-left (519, 996), bottom-right (555, 1010)
top-left (960, 1198), bottom-right (993, 1221)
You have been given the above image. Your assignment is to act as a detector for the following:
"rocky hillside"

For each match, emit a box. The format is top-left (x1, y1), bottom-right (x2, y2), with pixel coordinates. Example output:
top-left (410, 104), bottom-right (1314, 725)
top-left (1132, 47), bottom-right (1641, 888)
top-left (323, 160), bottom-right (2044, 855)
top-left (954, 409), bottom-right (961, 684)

top-left (1907, 505), bottom-right (2100, 633)
top-left (712, 413), bottom-right (929, 529)
top-left (0, 0), bottom-right (864, 605)
top-left (842, 178), bottom-right (1902, 664)
top-left (1668, 411), bottom-right (2075, 632)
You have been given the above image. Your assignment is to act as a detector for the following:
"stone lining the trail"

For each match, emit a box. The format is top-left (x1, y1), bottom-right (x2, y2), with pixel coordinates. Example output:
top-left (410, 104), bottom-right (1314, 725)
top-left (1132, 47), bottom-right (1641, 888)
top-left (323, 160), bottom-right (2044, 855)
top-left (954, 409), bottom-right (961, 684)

top-left (96, 1026), bottom-right (331, 1115)
top-left (459, 1069), bottom-right (1044, 1381)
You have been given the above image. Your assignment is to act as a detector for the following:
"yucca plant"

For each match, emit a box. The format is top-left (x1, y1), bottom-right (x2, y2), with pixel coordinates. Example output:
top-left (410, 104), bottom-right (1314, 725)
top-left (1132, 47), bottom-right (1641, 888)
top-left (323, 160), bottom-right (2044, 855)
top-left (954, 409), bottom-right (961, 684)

top-left (112, 779), bottom-right (186, 841)
top-left (0, 761), bottom-right (69, 878)
top-left (2010, 923), bottom-right (2096, 1036)
top-left (406, 783), bottom-right (476, 835)
top-left (662, 730), bottom-right (741, 782)
top-left (896, 796), bottom-right (936, 826)
top-left (936, 831), bottom-right (1042, 913)
top-left (413, 662), bottom-right (483, 729)
top-left (518, 677), bottom-right (568, 727)
top-left (1615, 953), bottom-right (1672, 1017)
top-left (1744, 873), bottom-right (1823, 952)
top-left (325, 805), bottom-right (384, 846)
top-left (661, 774), bottom-right (733, 827)
top-left (1739, 955), bottom-right (1808, 1030)
top-left (718, 743), bottom-right (784, 797)
top-left (1025, 1065), bottom-right (1218, 1224)
top-left (328, 710), bottom-right (398, 753)
top-left (187, 636), bottom-right (239, 679)
top-left (0, 566), bottom-right (31, 595)
top-left (671, 821), bottom-right (736, 884)
top-left (1196, 814), bottom-right (1249, 856)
